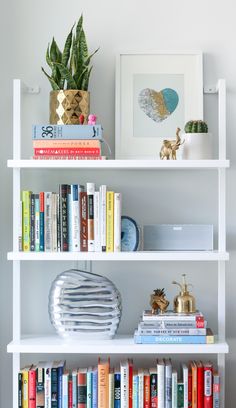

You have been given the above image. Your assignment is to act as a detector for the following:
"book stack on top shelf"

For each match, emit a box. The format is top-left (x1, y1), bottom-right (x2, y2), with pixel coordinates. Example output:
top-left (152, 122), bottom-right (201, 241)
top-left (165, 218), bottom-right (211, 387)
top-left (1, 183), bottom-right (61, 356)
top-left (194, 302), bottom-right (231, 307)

top-left (20, 182), bottom-right (121, 253)
top-left (32, 124), bottom-right (106, 160)
top-left (134, 310), bottom-right (214, 345)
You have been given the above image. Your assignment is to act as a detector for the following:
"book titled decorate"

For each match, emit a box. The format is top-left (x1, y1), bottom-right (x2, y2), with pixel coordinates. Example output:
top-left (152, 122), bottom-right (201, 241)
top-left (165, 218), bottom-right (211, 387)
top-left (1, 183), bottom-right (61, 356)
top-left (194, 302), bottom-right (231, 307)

top-left (134, 329), bottom-right (214, 344)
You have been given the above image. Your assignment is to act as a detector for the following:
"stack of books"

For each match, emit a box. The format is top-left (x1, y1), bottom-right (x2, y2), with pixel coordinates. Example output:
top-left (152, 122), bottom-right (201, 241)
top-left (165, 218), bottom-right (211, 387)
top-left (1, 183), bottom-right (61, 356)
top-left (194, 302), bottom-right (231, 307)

top-left (32, 124), bottom-right (105, 160)
top-left (134, 310), bottom-right (214, 344)
top-left (20, 183), bottom-right (121, 252)
top-left (18, 358), bottom-right (220, 408)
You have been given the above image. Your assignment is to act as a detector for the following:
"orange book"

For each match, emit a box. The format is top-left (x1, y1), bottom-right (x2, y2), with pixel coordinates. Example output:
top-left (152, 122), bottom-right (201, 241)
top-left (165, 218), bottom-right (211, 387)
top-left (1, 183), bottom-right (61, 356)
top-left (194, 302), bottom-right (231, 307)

top-left (191, 361), bottom-right (197, 408)
top-left (33, 140), bottom-right (101, 148)
top-left (98, 358), bottom-right (110, 408)
top-left (144, 370), bottom-right (150, 408)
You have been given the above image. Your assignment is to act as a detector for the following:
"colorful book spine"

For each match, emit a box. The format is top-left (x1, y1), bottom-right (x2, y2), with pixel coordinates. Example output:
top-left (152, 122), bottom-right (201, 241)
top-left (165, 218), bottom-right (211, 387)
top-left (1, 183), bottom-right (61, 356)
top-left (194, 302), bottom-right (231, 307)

top-left (59, 184), bottom-right (69, 251)
top-left (69, 185), bottom-right (80, 251)
top-left (30, 193), bottom-right (35, 251)
top-left (62, 372), bottom-right (69, 408)
top-left (109, 371), bottom-right (114, 408)
top-left (106, 191), bottom-right (114, 252)
top-left (213, 371), bottom-right (220, 408)
top-left (19, 372), bottom-right (23, 408)
top-left (114, 372), bottom-right (121, 408)
top-left (128, 360), bottom-right (133, 408)
top-left (34, 147), bottom-right (101, 156)
top-left (32, 155), bottom-right (105, 160)
top-left (44, 192), bottom-right (52, 252)
top-left (77, 370), bottom-right (87, 408)
top-left (197, 362), bottom-right (204, 408)
top-left (33, 140), bottom-right (101, 148)
top-left (182, 363), bottom-right (188, 408)
top-left (32, 124), bottom-right (103, 140)
top-left (22, 367), bottom-right (30, 408)
top-left (39, 192), bottom-right (45, 251)
top-left (134, 331), bottom-right (213, 344)
top-left (138, 328), bottom-right (207, 336)
top-left (142, 311), bottom-right (204, 322)
top-left (120, 360), bottom-right (129, 408)
top-left (165, 359), bottom-right (172, 408)
top-left (138, 369), bottom-right (144, 408)
top-left (188, 367), bottom-right (192, 408)
top-left (18, 200), bottom-right (22, 251)
top-left (94, 191), bottom-right (101, 251)
top-left (172, 369), bottom-right (178, 408)
top-left (132, 372), bottom-right (139, 408)
top-left (72, 369), bottom-right (77, 408)
top-left (22, 191), bottom-right (31, 251)
top-left (36, 364), bottom-right (45, 408)
top-left (52, 193), bottom-right (58, 252)
top-left (92, 369), bottom-right (98, 408)
top-left (80, 192), bottom-right (88, 251)
top-left (157, 360), bottom-right (165, 408)
top-left (150, 369), bottom-right (157, 408)
top-left (57, 361), bottom-right (65, 408)
top-left (35, 194), bottom-right (40, 252)
top-left (98, 359), bottom-right (109, 408)
top-left (100, 185), bottom-right (107, 252)
top-left (139, 321), bottom-right (207, 329)
top-left (144, 371), bottom-right (150, 408)
top-left (51, 363), bottom-right (58, 408)
top-left (177, 383), bottom-right (184, 408)
top-left (204, 363), bottom-right (213, 408)
top-left (87, 369), bottom-right (93, 408)
top-left (114, 192), bottom-right (121, 252)
top-left (191, 361), bottom-right (197, 408)
top-left (44, 364), bottom-right (52, 408)
top-left (87, 183), bottom-right (95, 252)
top-left (68, 378), bottom-right (73, 408)
top-left (28, 366), bottom-right (36, 408)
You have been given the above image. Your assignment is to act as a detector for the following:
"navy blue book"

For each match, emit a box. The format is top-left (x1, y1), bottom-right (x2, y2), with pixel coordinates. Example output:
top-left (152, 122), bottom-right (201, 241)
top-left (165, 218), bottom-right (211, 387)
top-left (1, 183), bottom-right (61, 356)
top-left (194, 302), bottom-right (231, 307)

top-left (114, 372), bottom-right (121, 408)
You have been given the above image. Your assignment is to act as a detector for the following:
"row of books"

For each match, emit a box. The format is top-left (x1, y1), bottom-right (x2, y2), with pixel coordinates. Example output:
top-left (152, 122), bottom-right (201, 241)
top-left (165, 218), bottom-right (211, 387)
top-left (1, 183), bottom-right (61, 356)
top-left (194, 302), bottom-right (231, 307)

top-left (20, 184), bottom-right (121, 252)
top-left (18, 358), bottom-right (220, 408)
top-left (32, 125), bottom-right (105, 160)
top-left (134, 311), bottom-right (214, 344)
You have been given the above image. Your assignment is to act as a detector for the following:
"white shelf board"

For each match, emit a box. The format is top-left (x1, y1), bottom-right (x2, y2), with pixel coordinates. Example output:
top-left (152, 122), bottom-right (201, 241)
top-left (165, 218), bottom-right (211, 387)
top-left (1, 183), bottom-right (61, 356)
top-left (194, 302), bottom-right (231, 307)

top-left (7, 250), bottom-right (229, 261)
top-left (7, 159), bottom-right (230, 169)
top-left (7, 335), bottom-right (229, 354)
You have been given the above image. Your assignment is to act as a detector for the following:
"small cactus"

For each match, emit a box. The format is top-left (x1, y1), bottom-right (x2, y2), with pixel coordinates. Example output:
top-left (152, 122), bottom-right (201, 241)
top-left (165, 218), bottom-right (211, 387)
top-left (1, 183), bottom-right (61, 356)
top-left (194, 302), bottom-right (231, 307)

top-left (184, 120), bottom-right (208, 133)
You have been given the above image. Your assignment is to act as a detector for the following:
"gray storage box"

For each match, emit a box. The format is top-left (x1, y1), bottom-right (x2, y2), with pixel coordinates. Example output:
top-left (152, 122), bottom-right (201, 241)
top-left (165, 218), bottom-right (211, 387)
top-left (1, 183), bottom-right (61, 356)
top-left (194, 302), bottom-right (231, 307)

top-left (143, 224), bottom-right (213, 251)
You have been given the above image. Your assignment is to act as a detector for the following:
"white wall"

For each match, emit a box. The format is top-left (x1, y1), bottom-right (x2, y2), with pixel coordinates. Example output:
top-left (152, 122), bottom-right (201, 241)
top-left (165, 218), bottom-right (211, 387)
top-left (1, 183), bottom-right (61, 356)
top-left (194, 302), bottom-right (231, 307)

top-left (1, 0), bottom-right (236, 406)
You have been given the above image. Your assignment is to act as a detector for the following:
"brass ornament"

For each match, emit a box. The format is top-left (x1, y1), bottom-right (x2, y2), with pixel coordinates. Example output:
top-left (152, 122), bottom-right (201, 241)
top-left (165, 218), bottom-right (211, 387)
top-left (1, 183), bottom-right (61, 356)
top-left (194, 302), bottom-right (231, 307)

top-left (150, 288), bottom-right (170, 314)
top-left (172, 274), bottom-right (196, 314)
top-left (50, 90), bottom-right (90, 125)
top-left (159, 127), bottom-right (185, 160)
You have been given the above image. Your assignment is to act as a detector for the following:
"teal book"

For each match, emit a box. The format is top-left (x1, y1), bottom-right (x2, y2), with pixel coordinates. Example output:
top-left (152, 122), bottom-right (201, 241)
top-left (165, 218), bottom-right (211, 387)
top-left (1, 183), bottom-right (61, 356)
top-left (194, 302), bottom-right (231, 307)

top-left (32, 124), bottom-right (103, 140)
top-left (134, 330), bottom-right (213, 344)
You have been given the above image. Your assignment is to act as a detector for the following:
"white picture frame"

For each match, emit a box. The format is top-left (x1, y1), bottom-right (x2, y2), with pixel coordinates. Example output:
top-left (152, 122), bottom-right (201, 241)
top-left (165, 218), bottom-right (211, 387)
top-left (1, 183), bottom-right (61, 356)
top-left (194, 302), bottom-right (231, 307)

top-left (115, 51), bottom-right (203, 159)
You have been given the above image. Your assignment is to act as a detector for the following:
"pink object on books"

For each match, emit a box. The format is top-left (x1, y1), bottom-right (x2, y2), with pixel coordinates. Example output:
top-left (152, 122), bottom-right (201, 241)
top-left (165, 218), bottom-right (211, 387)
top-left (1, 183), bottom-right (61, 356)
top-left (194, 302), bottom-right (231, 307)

top-left (88, 114), bottom-right (97, 125)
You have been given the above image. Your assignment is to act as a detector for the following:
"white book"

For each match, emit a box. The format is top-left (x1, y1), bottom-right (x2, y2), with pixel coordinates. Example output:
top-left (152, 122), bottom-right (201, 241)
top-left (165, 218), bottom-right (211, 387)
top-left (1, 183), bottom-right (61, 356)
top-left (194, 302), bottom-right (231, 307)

top-left (35, 195), bottom-right (40, 251)
top-left (70, 185), bottom-right (80, 251)
top-left (165, 359), bottom-right (172, 408)
top-left (44, 362), bottom-right (53, 408)
top-left (172, 369), bottom-right (178, 408)
top-left (157, 359), bottom-right (165, 408)
top-left (138, 368), bottom-right (144, 408)
top-left (94, 191), bottom-right (101, 251)
top-left (100, 184), bottom-right (107, 252)
top-left (62, 371), bottom-right (69, 408)
top-left (120, 360), bottom-right (129, 408)
top-left (87, 182), bottom-right (95, 252)
top-left (109, 371), bottom-right (114, 408)
top-left (114, 192), bottom-right (122, 252)
top-left (52, 192), bottom-right (57, 252)
top-left (182, 363), bottom-right (188, 408)
top-left (44, 192), bottom-right (52, 251)
top-left (18, 200), bottom-right (22, 251)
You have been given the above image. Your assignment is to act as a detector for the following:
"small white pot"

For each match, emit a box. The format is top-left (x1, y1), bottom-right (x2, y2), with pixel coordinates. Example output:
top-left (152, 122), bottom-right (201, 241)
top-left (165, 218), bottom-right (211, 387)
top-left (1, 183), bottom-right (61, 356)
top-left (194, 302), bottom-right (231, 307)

top-left (182, 133), bottom-right (213, 160)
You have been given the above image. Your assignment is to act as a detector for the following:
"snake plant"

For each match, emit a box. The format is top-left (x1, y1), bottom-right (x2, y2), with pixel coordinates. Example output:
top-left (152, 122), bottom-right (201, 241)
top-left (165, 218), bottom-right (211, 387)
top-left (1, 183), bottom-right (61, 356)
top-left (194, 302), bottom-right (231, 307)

top-left (184, 120), bottom-right (208, 133)
top-left (42, 15), bottom-right (99, 91)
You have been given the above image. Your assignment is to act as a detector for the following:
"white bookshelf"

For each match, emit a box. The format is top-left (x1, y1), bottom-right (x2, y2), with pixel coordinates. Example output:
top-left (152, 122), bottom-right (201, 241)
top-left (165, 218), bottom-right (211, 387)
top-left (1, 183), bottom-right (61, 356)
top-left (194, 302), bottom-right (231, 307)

top-left (7, 79), bottom-right (229, 407)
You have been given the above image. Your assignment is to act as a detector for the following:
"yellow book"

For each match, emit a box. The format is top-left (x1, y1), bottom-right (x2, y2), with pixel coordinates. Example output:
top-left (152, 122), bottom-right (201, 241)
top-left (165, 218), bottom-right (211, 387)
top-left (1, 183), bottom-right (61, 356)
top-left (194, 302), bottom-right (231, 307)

top-left (106, 191), bottom-right (114, 252)
top-left (22, 191), bottom-right (31, 252)
top-left (21, 365), bottom-right (31, 408)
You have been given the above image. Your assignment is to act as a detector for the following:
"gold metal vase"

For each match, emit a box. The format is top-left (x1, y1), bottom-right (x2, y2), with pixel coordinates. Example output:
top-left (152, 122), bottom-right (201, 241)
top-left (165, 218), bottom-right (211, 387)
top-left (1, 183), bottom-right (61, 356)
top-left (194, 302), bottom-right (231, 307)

top-left (50, 90), bottom-right (90, 125)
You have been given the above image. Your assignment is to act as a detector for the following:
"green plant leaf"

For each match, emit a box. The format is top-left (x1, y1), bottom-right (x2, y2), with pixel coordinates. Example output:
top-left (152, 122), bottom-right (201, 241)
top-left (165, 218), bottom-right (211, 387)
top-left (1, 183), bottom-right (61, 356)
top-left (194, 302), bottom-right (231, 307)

top-left (50, 38), bottom-right (62, 63)
top-left (54, 62), bottom-right (77, 89)
top-left (84, 47), bottom-right (99, 67)
top-left (78, 28), bottom-right (88, 66)
top-left (41, 67), bottom-right (60, 90)
top-left (46, 45), bottom-right (53, 68)
top-left (75, 66), bottom-right (88, 89)
top-left (62, 24), bottom-right (74, 67)
top-left (76, 14), bottom-right (83, 42)
top-left (70, 35), bottom-right (77, 75)
top-left (81, 65), bottom-right (92, 91)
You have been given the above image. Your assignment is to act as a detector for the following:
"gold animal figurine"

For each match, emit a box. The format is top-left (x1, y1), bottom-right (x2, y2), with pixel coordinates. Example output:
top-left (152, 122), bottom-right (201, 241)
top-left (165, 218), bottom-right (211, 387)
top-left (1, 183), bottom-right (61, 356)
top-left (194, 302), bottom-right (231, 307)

top-left (159, 128), bottom-right (185, 160)
top-left (150, 288), bottom-right (170, 314)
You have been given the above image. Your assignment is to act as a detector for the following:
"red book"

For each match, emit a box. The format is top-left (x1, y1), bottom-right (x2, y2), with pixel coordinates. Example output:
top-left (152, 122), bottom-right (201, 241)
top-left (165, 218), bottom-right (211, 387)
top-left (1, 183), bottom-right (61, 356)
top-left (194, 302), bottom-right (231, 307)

top-left (128, 359), bottom-right (133, 408)
top-left (33, 155), bottom-right (104, 160)
top-left (204, 362), bottom-right (213, 408)
top-left (188, 366), bottom-right (192, 407)
top-left (144, 370), bottom-right (150, 408)
top-left (68, 378), bottom-right (73, 408)
top-left (197, 361), bottom-right (204, 408)
top-left (34, 147), bottom-right (100, 156)
top-left (28, 366), bottom-right (36, 408)
top-left (80, 192), bottom-right (88, 251)
top-left (77, 369), bottom-right (87, 408)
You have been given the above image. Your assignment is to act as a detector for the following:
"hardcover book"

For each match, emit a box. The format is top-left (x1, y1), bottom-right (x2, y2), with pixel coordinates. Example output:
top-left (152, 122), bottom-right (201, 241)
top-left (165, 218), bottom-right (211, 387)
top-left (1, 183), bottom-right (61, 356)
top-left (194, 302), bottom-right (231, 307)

top-left (32, 124), bottom-right (103, 140)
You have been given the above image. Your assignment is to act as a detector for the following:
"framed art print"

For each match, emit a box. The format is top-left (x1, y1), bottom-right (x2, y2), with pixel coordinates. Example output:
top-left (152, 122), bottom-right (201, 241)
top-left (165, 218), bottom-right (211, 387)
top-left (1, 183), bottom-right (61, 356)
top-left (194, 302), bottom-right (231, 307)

top-left (115, 52), bottom-right (203, 159)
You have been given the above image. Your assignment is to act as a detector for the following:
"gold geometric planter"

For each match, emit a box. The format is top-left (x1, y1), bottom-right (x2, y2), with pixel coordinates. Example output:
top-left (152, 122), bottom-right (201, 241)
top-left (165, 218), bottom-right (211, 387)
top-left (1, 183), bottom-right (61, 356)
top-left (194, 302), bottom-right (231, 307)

top-left (49, 90), bottom-right (90, 125)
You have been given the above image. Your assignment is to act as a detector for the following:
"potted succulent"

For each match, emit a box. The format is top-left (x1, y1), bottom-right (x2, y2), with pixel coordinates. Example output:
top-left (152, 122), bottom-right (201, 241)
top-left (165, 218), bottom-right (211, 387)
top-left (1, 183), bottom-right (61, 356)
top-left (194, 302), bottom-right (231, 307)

top-left (182, 120), bottom-right (213, 159)
top-left (42, 15), bottom-right (99, 125)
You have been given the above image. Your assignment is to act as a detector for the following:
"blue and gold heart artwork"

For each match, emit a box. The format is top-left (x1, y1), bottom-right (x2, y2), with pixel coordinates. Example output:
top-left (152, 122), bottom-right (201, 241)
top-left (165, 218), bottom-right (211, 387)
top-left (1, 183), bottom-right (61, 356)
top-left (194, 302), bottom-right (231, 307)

top-left (138, 88), bottom-right (179, 123)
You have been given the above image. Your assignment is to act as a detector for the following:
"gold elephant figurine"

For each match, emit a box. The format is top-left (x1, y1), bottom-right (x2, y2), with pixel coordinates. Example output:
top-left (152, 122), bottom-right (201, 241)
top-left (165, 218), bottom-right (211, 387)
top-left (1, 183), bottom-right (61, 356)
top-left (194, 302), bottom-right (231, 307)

top-left (160, 128), bottom-right (185, 160)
